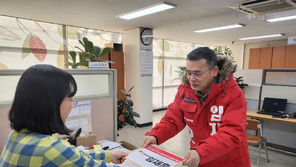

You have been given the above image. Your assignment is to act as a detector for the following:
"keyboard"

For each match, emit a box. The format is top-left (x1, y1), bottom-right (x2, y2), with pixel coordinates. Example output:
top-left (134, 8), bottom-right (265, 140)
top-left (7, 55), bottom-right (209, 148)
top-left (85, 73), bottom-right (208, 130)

top-left (257, 111), bottom-right (283, 116)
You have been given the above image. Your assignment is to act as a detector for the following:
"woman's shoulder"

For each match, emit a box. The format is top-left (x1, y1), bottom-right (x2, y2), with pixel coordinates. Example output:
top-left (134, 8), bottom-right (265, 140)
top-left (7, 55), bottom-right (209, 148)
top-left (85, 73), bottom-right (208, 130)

top-left (10, 130), bottom-right (68, 149)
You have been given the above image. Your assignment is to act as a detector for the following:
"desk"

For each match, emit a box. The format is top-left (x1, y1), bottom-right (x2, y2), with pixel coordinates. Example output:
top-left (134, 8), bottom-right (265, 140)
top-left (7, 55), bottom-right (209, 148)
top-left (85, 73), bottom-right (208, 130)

top-left (247, 110), bottom-right (296, 125)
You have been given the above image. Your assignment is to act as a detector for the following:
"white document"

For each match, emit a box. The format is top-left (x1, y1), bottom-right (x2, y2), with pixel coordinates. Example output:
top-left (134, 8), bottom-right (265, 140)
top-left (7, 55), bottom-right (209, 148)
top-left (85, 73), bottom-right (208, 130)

top-left (140, 50), bottom-right (153, 76)
top-left (98, 140), bottom-right (122, 150)
top-left (126, 145), bottom-right (183, 167)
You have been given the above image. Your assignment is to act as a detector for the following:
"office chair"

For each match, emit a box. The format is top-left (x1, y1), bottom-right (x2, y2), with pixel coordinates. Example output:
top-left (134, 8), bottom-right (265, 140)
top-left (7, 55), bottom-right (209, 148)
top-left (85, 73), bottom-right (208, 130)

top-left (246, 119), bottom-right (270, 167)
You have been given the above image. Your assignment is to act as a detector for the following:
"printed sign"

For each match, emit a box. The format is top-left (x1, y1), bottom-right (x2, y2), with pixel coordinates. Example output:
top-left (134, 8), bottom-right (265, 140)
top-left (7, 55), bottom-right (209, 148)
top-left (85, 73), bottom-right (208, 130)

top-left (126, 145), bottom-right (183, 167)
top-left (89, 62), bottom-right (109, 69)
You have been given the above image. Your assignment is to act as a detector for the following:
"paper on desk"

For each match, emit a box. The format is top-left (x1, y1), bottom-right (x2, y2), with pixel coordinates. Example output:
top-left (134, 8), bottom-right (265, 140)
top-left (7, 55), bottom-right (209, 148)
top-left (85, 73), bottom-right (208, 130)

top-left (99, 140), bottom-right (122, 150)
top-left (126, 144), bottom-right (183, 167)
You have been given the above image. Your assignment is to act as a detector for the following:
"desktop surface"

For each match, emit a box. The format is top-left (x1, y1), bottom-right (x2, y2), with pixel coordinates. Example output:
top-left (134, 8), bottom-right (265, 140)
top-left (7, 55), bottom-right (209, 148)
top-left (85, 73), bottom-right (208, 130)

top-left (247, 110), bottom-right (296, 124)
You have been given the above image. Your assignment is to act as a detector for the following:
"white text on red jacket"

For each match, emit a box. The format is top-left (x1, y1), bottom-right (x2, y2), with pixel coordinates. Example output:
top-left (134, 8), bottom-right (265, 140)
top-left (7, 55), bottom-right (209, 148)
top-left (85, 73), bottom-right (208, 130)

top-left (209, 105), bottom-right (224, 136)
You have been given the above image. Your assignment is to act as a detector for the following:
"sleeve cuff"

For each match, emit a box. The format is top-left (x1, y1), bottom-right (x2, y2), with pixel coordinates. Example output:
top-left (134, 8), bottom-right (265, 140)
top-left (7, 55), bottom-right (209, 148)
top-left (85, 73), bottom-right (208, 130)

top-left (104, 151), bottom-right (112, 163)
top-left (152, 136), bottom-right (159, 145)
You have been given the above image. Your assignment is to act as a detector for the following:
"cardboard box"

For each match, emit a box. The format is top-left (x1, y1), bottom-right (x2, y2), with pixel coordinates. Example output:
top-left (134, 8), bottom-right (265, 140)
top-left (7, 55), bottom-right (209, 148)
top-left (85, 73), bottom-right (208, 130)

top-left (105, 43), bottom-right (123, 52)
top-left (75, 133), bottom-right (97, 147)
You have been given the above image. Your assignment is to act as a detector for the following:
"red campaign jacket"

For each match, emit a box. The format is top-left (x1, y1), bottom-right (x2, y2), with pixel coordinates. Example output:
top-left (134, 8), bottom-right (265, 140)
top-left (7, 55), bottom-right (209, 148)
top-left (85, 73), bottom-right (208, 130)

top-left (146, 75), bottom-right (251, 167)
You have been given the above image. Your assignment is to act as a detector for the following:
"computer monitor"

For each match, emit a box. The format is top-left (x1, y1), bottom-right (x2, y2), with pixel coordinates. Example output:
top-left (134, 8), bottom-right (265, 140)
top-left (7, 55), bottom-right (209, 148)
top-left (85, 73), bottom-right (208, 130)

top-left (262, 97), bottom-right (287, 113)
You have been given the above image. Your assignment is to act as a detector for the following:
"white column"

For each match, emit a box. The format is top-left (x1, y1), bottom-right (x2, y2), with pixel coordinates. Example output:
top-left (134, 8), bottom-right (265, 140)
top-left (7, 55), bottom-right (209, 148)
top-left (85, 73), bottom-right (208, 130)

top-left (124, 27), bottom-right (153, 125)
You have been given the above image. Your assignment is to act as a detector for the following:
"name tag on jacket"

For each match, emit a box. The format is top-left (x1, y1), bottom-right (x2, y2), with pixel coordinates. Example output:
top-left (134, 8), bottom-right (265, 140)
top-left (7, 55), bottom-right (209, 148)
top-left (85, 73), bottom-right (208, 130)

top-left (183, 98), bottom-right (196, 103)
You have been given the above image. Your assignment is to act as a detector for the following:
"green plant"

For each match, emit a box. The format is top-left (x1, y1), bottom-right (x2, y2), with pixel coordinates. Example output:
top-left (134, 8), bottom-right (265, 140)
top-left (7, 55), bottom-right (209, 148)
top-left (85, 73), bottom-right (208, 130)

top-left (171, 66), bottom-right (186, 83)
top-left (214, 46), bottom-right (236, 63)
top-left (117, 86), bottom-right (140, 130)
top-left (68, 37), bottom-right (114, 69)
top-left (235, 76), bottom-right (248, 91)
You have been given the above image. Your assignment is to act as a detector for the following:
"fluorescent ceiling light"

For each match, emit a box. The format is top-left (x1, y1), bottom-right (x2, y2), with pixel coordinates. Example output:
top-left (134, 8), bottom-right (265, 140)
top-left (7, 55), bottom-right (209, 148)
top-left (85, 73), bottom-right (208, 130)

top-left (266, 15), bottom-right (296, 22)
top-left (239, 34), bottom-right (284, 40)
top-left (194, 24), bottom-right (245, 33)
top-left (117, 2), bottom-right (176, 20)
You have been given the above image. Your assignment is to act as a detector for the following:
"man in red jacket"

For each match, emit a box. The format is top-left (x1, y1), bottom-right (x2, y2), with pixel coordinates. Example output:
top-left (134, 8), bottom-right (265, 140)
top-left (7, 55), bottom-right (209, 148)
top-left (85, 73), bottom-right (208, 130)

top-left (142, 47), bottom-right (251, 167)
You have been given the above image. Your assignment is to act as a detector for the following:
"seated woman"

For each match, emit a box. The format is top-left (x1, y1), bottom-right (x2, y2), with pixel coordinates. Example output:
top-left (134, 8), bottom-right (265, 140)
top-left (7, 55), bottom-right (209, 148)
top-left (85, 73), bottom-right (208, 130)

top-left (0, 64), bottom-right (128, 167)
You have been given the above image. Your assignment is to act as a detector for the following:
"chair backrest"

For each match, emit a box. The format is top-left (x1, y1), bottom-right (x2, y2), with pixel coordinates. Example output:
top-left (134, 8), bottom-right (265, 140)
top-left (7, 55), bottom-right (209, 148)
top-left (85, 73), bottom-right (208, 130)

top-left (246, 119), bottom-right (260, 136)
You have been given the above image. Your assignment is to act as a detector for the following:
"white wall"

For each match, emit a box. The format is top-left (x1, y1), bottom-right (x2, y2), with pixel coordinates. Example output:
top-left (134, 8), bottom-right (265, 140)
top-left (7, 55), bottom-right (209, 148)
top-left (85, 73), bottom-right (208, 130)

top-left (228, 44), bottom-right (244, 69)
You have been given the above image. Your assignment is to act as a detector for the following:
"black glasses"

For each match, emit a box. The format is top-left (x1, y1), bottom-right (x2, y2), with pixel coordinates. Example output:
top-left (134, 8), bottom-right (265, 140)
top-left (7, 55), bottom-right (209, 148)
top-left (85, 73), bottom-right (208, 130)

top-left (186, 68), bottom-right (212, 79)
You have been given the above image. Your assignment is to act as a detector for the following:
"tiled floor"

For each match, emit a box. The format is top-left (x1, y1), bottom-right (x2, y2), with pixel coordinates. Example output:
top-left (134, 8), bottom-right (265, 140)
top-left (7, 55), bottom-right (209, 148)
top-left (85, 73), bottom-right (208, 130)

top-left (118, 110), bottom-right (296, 167)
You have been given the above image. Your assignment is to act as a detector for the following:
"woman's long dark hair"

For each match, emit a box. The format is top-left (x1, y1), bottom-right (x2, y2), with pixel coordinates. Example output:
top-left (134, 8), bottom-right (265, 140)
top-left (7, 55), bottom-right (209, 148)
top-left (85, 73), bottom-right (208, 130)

top-left (9, 64), bottom-right (77, 135)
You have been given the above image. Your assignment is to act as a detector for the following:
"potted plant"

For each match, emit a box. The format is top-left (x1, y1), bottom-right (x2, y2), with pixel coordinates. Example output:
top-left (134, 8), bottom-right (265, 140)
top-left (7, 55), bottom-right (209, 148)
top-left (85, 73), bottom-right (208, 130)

top-left (117, 86), bottom-right (140, 131)
top-left (68, 37), bottom-right (114, 69)
top-left (234, 76), bottom-right (248, 91)
top-left (214, 46), bottom-right (236, 63)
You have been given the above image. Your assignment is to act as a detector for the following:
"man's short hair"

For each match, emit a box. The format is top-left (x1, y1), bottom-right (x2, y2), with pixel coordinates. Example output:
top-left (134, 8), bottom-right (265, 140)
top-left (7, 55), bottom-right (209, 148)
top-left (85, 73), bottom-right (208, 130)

top-left (9, 64), bottom-right (77, 135)
top-left (187, 47), bottom-right (217, 68)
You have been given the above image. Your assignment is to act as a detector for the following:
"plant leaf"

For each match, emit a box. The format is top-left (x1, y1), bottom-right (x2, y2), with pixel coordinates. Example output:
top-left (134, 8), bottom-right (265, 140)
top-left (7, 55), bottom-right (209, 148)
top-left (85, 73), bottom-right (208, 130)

top-left (85, 41), bottom-right (93, 53)
top-left (92, 46), bottom-right (101, 58)
top-left (78, 39), bottom-right (85, 48)
top-left (100, 47), bottom-right (111, 59)
top-left (29, 35), bottom-right (47, 62)
top-left (126, 105), bottom-right (131, 112)
top-left (74, 46), bottom-right (84, 52)
top-left (102, 60), bottom-right (115, 64)
top-left (82, 37), bottom-right (89, 45)
top-left (0, 25), bottom-right (21, 41)
top-left (128, 86), bottom-right (134, 93)
top-left (127, 99), bottom-right (133, 106)
top-left (69, 51), bottom-right (77, 63)
top-left (131, 111), bottom-right (140, 117)
top-left (21, 33), bottom-right (32, 59)
top-left (121, 90), bottom-right (127, 95)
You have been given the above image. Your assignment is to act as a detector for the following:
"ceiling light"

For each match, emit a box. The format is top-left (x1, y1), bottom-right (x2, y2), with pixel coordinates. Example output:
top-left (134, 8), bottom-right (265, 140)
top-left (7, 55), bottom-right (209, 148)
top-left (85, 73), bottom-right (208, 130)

top-left (266, 15), bottom-right (296, 22)
top-left (117, 2), bottom-right (176, 20)
top-left (194, 24), bottom-right (245, 33)
top-left (239, 34), bottom-right (284, 40)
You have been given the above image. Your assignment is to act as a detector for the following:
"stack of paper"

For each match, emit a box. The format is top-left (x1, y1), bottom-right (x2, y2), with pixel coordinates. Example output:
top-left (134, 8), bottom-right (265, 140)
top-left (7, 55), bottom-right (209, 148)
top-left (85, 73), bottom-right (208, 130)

top-left (98, 140), bottom-right (122, 150)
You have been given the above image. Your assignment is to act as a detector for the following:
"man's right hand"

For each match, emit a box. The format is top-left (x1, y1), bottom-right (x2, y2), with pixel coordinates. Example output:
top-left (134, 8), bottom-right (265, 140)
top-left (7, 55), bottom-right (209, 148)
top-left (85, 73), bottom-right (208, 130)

top-left (141, 136), bottom-right (157, 148)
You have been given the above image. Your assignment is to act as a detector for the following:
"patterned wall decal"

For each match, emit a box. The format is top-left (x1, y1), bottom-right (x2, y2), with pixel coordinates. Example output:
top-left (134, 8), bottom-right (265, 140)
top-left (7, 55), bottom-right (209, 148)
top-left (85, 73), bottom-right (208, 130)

top-left (57, 25), bottom-right (79, 40)
top-left (0, 63), bottom-right (9, 69)
top-left (57, 44), bottom-right (67, 69)
top-left (29, 35), bottom-right (47, 62)
top-left (159, 40), bottom-right (170, 52)
top-left (0, 25), bottom-right (22, 41)
top-left (21, 33), bottom-right (32, 59)
top-left (35, 21), bottom-right (53, 34)
top-left (157, 55), bottom-right (163, 75)
top-left (0, 15), bottom-right (123, 69)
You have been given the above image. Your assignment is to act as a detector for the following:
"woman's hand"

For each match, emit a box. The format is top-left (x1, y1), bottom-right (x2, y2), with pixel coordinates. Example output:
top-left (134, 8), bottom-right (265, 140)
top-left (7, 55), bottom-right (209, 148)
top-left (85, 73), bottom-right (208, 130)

top-left (111, 150), bottom-right (129, 164)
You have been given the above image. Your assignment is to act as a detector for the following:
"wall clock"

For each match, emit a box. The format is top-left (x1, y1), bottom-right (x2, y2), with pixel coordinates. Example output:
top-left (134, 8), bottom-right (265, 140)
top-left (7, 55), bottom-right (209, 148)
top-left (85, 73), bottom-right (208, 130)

top-left (140, 29), bottom-right (153, 46)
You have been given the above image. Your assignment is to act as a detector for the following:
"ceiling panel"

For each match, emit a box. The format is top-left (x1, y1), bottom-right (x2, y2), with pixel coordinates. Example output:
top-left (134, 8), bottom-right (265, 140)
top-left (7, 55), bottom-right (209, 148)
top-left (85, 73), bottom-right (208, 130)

top-left (0, 0), bottom-right (294, 46)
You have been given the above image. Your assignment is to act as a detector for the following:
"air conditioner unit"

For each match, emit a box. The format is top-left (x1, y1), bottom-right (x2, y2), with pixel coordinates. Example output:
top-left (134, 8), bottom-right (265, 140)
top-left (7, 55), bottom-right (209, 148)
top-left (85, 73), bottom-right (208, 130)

top-left (228, 0), bottom-right (296, 15)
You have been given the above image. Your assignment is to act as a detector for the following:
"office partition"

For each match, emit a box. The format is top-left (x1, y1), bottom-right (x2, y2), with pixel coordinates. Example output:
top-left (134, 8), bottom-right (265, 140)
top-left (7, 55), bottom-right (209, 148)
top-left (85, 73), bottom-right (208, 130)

top-left (0, 69), bottom-right (117, 151)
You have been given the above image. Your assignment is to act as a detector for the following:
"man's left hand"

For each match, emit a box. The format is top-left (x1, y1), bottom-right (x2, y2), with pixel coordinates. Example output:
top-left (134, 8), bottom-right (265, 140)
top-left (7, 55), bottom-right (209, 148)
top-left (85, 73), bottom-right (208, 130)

top-left (182, 150), bottom-right (200, 167)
